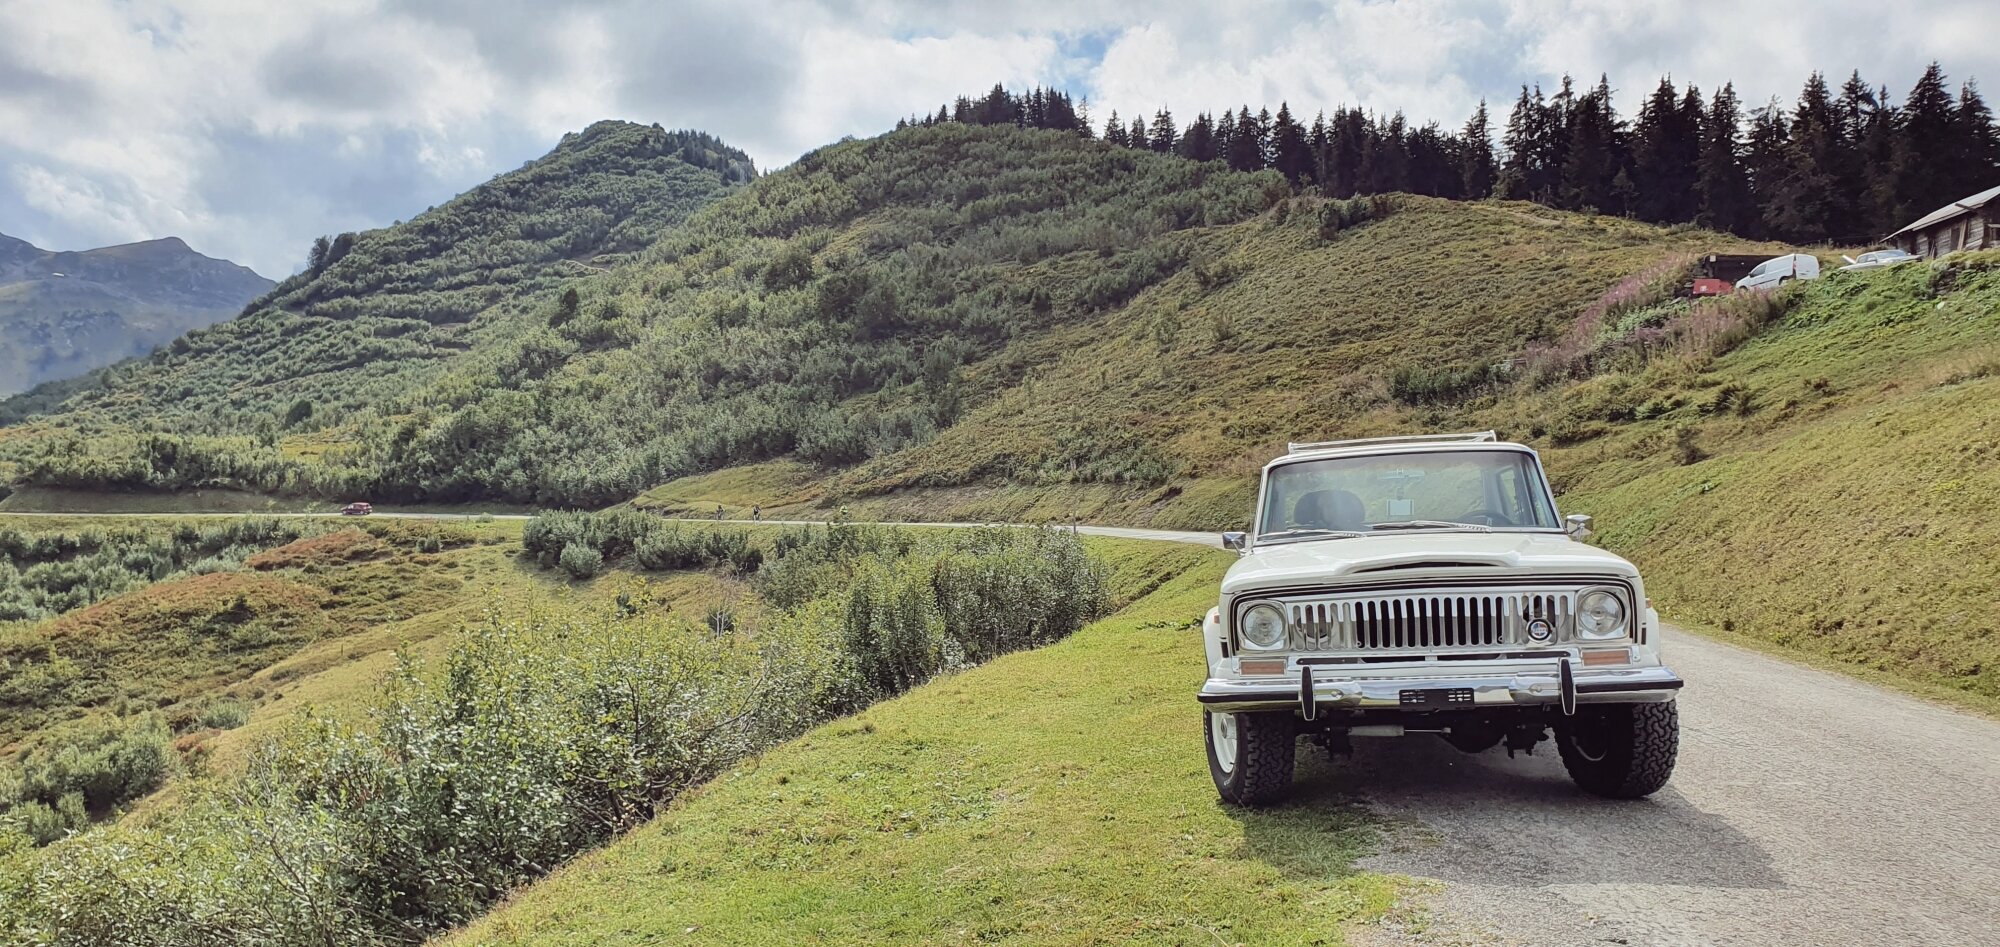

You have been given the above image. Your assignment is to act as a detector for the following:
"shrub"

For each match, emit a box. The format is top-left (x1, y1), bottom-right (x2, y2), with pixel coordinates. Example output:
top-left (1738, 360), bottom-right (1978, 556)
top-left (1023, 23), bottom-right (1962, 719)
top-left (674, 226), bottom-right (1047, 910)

top-left (527, 511), bottom-right (760, 575)
top-left (2, 715), bottom-right (172, 838)
top-left (0, 526), bottom-right (1109, 943)
top-left (9, 795), bottom-right (86, 846)
top-left (196, 698), bottom-right (252, 731)
top-left (1671, 425), bottom-right (1705, 465)
top-left (558, 542), bottom-right (604, 579)
top-left (1389, 361), bottom-right (1498, 405)
top-left (1316, 195), bottom-right (1390, 238)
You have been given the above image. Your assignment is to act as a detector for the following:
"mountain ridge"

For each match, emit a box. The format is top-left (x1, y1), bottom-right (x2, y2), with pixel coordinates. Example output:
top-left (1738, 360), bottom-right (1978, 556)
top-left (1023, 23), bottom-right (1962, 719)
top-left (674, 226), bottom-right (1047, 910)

top-left (0, 119), bottom-right (753, 426)
top-left (0, 232), bottom-right (274, 396)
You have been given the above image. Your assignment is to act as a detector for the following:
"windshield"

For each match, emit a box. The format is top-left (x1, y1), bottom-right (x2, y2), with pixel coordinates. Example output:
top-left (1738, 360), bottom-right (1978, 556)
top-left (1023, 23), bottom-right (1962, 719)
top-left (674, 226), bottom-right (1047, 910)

top-left (1258, 449), bottom-right (1560, 540)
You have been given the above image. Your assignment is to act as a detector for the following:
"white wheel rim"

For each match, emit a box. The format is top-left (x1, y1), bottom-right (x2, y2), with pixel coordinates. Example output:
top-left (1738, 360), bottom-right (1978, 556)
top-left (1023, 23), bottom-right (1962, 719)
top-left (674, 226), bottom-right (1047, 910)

top-left (1210, 712), bottom-right (1239, 774)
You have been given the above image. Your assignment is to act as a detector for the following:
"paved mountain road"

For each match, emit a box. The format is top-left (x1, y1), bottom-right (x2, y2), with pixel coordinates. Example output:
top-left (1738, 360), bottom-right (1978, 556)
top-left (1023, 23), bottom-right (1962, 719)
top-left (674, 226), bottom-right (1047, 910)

top-left (4, 512), bottom-right (1991, 943)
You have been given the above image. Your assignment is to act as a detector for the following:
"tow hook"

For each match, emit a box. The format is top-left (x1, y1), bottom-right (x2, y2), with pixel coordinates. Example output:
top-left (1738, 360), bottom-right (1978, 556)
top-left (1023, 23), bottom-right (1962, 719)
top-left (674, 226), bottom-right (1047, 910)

top-left (1559, 657), bottom-right (1577, 716)
top-left (1299, 666), bottom-right (1318, 722)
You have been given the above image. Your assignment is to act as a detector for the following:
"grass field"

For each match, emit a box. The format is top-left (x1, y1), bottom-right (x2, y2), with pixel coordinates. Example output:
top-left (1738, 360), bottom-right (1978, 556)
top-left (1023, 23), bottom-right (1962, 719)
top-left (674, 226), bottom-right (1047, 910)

top-left (447, 537), bottom-right (1400, 946)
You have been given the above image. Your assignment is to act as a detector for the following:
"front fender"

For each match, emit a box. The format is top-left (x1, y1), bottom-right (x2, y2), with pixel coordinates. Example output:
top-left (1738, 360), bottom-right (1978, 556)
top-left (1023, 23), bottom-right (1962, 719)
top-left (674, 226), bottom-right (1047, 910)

top-left (1202, 606), bottom-right (1224, 673)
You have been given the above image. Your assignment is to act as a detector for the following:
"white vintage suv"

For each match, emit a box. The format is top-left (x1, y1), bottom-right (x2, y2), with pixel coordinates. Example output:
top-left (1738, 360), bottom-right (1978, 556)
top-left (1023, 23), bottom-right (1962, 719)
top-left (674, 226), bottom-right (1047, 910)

top-left (1199, 432), bottom-right (1682, 804)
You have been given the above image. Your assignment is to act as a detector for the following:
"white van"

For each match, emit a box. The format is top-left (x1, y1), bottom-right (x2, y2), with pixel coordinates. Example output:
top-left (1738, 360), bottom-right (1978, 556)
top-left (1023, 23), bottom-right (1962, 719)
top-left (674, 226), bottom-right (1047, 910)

top-left (1734, 253), bottom-right (1820, 292)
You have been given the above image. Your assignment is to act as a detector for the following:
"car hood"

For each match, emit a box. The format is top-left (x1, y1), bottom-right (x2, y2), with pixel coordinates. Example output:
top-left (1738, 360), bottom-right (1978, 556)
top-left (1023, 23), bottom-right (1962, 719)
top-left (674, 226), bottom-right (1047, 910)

top-left (1221, 531), bottom-right (1637, 596)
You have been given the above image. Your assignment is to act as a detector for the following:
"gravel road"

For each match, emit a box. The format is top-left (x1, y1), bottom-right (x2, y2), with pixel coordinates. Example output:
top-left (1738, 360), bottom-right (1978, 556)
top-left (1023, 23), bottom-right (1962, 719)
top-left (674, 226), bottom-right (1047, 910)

top-left (1340, 622), bottom-right (2000, 947)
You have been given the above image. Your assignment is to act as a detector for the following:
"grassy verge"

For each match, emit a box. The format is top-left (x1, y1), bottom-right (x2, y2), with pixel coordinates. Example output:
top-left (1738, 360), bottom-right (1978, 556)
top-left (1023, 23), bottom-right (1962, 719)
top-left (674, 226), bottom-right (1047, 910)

top-left (448, 538), bottom-right (1398, 946)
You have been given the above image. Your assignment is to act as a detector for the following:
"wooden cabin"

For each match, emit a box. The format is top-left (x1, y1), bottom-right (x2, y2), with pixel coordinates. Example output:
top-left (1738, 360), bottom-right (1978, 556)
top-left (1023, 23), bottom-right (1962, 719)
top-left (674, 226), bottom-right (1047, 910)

top-left (1885, 184), bottom-right (1999, 259)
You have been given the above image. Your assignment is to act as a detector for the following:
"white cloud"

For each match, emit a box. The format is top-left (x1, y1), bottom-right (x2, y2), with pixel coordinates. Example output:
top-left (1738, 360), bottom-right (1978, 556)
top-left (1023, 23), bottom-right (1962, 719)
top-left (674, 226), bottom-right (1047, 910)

top-left (1, 0), bottom-right (1997, 277)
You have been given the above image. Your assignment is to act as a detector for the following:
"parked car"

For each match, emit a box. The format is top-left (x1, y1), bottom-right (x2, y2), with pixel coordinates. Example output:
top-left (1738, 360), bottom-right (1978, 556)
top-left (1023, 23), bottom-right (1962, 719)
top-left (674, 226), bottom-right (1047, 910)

top-left (340, 502), bottom-right (373, 516)
top-left (1838, 248), bottom-right (1919, 272)
top-left (1734, 253), bottom-right (1820, 291)
top-left (1199, 432), bottom-right (1682, 805)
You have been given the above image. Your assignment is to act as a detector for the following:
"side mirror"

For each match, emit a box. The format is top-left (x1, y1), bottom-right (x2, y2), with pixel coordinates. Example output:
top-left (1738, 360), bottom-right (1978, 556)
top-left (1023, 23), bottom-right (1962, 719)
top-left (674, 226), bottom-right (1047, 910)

top-left (1565, 514), bottom-right (1594, 539)
top-left (1221, 531), bottom-right (1248, 551)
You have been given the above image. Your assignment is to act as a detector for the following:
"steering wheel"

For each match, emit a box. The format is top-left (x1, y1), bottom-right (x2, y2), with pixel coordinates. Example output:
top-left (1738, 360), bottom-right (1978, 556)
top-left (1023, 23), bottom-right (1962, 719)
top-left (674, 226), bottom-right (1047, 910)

top-left (1459, 509), bottom-right (1517, 527)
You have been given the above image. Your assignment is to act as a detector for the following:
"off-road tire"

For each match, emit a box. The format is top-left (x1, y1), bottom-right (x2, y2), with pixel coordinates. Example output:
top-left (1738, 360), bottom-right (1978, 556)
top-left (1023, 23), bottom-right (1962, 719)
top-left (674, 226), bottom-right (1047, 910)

top-left (1556, 701), bottom-right (1679, 799)
top-left (1205, 710), bottom-right (1297, 806)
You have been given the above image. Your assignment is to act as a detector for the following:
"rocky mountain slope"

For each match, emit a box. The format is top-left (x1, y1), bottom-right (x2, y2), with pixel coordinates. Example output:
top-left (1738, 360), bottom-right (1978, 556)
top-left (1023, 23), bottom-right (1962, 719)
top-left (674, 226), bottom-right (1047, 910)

top-left (0, 233), bottom-right (272, 396)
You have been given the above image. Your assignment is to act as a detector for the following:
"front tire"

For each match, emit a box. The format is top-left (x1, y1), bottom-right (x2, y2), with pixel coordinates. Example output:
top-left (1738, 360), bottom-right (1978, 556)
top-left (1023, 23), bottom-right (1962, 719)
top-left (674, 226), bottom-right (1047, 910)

top-left (1205, 710), bottom-right (1296, 806)
top-left (1556, 702), bottom-right (1680, 798)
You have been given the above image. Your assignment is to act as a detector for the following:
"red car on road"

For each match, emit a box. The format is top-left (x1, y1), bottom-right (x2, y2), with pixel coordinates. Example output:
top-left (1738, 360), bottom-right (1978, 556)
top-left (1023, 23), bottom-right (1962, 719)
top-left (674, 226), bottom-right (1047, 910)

top-left (340, 502), bottom-right (373, 516)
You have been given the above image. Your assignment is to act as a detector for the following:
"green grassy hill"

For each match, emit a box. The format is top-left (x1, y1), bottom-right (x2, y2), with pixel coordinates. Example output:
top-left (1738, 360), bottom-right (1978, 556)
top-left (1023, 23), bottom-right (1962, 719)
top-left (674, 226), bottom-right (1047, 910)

top-left (1, 123), bottom-right (1759, 506)
top-left (2, 121), bottom-right (1995, 705)
top-left (0, 122), bottom-right (751, 435)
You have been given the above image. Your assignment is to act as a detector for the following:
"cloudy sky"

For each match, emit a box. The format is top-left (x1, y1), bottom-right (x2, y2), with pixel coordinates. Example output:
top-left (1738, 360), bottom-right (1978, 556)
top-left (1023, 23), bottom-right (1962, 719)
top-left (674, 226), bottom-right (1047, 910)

top-left (3, 0), bottom-right (1996, 277)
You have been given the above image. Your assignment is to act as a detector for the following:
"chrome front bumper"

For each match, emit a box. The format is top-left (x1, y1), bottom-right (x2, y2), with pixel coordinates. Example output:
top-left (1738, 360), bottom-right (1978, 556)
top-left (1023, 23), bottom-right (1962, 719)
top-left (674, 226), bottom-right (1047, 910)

top-left (1196, 663), bottom-right (1683, 715)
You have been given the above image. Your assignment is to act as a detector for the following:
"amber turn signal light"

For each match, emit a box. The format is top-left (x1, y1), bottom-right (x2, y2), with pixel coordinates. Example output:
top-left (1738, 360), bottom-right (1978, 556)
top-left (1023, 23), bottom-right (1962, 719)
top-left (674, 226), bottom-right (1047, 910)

top-left (1578, 648), bottom-right (1631, 667)
top-left (1239, 658), bottom-right (1288, 675)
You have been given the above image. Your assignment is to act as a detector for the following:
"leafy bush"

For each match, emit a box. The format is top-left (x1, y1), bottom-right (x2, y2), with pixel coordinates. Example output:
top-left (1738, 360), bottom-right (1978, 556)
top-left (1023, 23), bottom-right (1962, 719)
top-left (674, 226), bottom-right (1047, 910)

top-left (1388, 361), bottom-right (1498, 404)
top-left (0, 526), bottom-right (1107, 944)
top-left (0, 518), bottom-right (322, 623)
top-left (195, 699), bottom-right (251, 731)
top-left (558, 542), bottom-right (604, 579)
top-left (1, 715), bottom-right (171, 845)
top-left (526, 511), bottom-right (760, 575)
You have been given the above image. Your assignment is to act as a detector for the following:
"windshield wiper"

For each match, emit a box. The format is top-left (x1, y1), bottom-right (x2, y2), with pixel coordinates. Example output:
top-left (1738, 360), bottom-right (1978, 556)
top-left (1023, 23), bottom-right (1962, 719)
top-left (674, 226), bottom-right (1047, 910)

top-left (1370, 520), bottom-right (1491, 532)
top-left (1257, 527), bottom-right (1366, 542)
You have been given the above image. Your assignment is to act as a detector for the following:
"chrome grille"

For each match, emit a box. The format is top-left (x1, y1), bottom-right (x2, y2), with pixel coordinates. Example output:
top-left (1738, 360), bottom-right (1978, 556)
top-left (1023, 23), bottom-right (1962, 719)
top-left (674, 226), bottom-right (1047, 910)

top-left (1281, 587), bottom-right (1580, 653)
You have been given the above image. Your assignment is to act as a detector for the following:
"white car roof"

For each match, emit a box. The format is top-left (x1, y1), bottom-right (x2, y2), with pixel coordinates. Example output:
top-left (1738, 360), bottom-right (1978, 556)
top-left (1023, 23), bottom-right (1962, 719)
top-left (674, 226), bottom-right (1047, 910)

top-left (1265, 432), bottom-right (1537, 472)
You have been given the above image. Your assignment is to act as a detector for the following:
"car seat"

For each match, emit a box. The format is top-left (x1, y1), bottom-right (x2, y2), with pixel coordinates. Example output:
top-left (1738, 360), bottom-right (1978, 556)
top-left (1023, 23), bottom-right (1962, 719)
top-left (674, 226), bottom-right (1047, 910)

top-left (1292, 489), bottom-right (1367, 531)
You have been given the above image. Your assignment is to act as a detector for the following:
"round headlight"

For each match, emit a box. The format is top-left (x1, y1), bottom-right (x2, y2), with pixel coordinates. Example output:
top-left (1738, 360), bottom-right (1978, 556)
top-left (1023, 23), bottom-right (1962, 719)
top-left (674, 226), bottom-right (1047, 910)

top-left (1239, 603), bottom-right (1288, 650)
top-left (1576, 589), bottom-right (1629, 639)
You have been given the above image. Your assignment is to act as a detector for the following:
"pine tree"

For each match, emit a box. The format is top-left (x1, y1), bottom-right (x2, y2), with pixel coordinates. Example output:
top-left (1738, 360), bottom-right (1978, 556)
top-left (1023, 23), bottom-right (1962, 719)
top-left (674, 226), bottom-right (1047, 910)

top-left (1697, 83), bottom-right (1754, 235)
top-left (1329, 107), bottom-right (1367, 197)
top-left (1561, 79), bottom-right (1619, 213)
top-left (1541, 76), bottom-right (1577, 202)
top-left (1494, 87), bottom-right (1534, 199)
top-left (1129, 114), bottom-right (1148, 149)
top-left (1151, 107), bottom-right (1178, 153)
top-left (1631, 77), bottom-right (1702, 222)
top-left (978, 84), bottom-right (1014, 125)
top-left (1271, 102), bottom-right (1311, 183)
top-left (1307, 112), bottom-right (1332, 189)
top-left (1460, 100), bottom-right (1496, 199)
top-left (1891, 63), bottom-right (1961, 223)
top-left (1835, 72), bottom-right (1895, 236)
top-left (1953, 80), bottom-right (2000, 196)
top-left (1406, 122), bottom-right (1455, 197)
top-left (1226, 105), bottom-right (1265, 171)
top-left (1743, 100), bottom-right (1792, 238)
top-left (1178, 112), bottom-right (1217, 161)
top-left (1103, 110), bottom-right (1128, 147)
top-left (1359, 112), bottom-right (1409, 194)
top-left (1768, 72), bottom-right (1857, 241)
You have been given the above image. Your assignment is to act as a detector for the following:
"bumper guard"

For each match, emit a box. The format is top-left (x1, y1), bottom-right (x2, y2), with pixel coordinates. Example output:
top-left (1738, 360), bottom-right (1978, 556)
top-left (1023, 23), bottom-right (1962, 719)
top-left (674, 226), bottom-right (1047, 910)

top-left (1197, 661), bottom-right (1683, 715)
